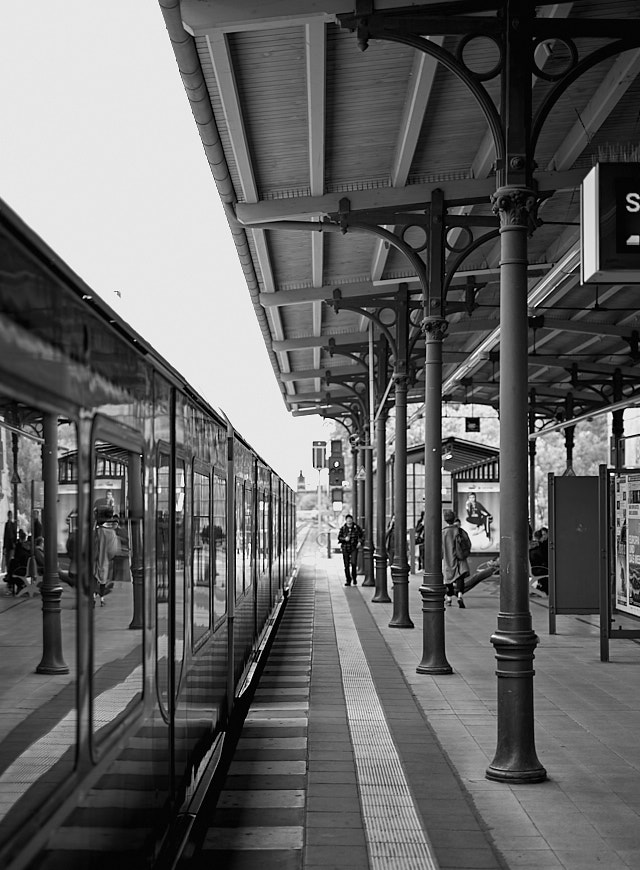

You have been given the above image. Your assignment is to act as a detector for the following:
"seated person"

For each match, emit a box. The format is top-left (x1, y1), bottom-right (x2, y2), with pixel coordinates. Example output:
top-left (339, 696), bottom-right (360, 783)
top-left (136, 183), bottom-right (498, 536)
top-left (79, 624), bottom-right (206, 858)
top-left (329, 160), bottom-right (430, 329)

top-left (530, 528), bottom-right (549, 595)
top-left (465, 493), bottom-right (492, 538)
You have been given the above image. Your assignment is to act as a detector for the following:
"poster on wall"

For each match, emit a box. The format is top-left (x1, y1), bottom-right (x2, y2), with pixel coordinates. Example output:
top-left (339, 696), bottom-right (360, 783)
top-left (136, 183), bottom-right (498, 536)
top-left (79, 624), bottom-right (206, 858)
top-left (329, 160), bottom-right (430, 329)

top-left (456, 482), bottom-right (500, 553)
top-left (614, 472), bottom-right (640, 616)
top-left (615, 474), bottom-right (628, 609)
top-left (626, 474), bottom-right (640, 615)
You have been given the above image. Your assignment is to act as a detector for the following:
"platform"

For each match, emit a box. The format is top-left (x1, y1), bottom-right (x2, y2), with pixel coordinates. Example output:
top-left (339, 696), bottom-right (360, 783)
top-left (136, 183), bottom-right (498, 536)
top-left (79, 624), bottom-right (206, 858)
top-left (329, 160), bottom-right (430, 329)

top-left (191, 540), bottom-right (640, 870)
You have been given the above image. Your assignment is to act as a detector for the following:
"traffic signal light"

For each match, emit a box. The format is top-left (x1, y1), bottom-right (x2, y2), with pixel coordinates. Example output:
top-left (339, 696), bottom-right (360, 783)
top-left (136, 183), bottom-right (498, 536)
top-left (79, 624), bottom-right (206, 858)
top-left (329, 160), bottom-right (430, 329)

top-left (312, 441), bottom-right (326, 469)
top-left (328, 440), bottom-right (344, 486)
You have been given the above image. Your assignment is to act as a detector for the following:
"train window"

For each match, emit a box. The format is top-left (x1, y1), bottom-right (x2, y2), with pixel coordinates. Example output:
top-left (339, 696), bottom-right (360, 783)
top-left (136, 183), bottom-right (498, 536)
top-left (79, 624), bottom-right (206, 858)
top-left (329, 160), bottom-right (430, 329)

top-left (212, 472), bottom-right (226, 620)
top-left (192, 468), bottom-right (211, 645)
top-left (244, 483), bottom-right (253, 589)
top-left (260, 489), bottom-right (269, 574)
top-left (175, 458), bottom-right (186, 694)
top-left (90, 426), bottom-right (144, 750)
top-left (235, 479), bottom-right (244, 599)
top-left (0, 413), bottom-right (78, 838)
top-left (156, 451), bottom-right (170, 718)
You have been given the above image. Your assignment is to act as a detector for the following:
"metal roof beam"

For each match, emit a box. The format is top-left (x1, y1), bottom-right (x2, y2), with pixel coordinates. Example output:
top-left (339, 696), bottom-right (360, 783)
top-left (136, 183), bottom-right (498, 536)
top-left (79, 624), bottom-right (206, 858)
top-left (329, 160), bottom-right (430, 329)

top-left (539, 319), bottom-right (639, 339)
top-left (529, 358), bottom-right (640, 378)
top-left (272, 332), bottom-right (369, 351)
top-left (234, 169), bottom-right (585, 223)
top-left (280, 363), bottom-right (366, 381)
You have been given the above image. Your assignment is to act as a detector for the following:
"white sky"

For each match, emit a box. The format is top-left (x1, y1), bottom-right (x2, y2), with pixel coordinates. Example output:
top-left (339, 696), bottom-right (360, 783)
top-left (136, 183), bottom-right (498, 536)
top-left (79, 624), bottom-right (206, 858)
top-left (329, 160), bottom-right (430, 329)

top-left (0, 3), bottom-right (332, 489)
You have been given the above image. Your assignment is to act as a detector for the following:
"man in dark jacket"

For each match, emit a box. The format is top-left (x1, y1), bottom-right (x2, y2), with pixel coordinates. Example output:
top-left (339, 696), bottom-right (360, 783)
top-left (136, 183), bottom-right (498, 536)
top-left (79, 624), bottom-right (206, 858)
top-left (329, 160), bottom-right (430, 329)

top-left (338, 514), bottom-right (364, 586)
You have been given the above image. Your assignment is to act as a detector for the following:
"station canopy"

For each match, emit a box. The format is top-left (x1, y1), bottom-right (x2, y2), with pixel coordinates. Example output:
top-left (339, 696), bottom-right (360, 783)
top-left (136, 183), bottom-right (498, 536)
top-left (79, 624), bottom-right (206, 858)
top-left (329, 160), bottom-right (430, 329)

top-left (161, 0), bottom-right (640, 435)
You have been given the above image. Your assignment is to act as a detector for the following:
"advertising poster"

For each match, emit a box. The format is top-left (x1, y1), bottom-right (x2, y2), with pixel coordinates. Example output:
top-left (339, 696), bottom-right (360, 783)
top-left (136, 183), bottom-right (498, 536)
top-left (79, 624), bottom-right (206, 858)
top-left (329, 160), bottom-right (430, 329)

top-left (456, 482), bottom-right (500, 553)
top-left (625, 475), bottom-right (640, 615)
top-left (615, 474), bottom-right (628, 609)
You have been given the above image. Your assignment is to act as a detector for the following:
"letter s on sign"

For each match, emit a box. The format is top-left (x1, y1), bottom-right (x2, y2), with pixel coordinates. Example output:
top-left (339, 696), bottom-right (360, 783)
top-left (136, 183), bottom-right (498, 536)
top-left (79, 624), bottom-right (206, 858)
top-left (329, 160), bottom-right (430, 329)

top-left (625, 192), bottom-right (640, 213)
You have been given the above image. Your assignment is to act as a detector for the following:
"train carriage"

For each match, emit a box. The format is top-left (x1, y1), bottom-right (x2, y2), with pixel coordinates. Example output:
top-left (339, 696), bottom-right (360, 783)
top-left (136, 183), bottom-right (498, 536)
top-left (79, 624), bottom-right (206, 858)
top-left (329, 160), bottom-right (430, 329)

top-left (0, 199), bottom-right (295, 869)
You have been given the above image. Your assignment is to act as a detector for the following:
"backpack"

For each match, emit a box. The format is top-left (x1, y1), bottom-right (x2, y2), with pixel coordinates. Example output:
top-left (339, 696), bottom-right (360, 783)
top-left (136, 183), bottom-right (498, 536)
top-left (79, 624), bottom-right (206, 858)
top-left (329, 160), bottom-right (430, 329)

top-left (454, 527), bottom-right (472, 561)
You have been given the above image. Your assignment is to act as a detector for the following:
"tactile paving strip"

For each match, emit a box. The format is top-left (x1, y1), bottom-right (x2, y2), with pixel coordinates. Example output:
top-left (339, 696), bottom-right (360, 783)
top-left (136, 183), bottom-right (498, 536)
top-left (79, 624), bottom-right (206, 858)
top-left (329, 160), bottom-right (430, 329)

top-left (329, 584), bottom-right (439, 870)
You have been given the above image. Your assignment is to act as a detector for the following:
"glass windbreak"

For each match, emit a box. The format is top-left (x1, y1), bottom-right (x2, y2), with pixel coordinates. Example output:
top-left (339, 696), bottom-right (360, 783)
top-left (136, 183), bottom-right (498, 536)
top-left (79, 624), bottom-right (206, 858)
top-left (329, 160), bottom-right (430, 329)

top-left (91, 438), bottom-right (144, 747)
top-left (0, 412), bottom-right (78, 841)
top-left (192, 470), bottom-right (211, 645)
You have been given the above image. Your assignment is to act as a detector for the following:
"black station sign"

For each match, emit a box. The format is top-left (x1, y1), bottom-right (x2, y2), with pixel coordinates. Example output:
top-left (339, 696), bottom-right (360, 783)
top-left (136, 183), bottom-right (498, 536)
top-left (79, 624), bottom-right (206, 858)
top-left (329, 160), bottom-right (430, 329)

top-left (581, 162), bottom-right (640, 283)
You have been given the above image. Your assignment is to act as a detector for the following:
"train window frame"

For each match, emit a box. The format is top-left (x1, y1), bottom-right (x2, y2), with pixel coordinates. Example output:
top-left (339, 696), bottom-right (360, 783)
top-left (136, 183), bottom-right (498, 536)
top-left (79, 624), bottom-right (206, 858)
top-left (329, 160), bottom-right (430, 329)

top-left (191, 459), bottom-right (212, 652)
top-left (174, 449), bottom-right (188, 698)
top-left (88, 415), bottom-right (145, 760)
top-left (212, 468), bottom-right (227, 629)
top-left (155, 444), bottom-right (171, 722)
top-left (154, 440), bottom-right (190, 713)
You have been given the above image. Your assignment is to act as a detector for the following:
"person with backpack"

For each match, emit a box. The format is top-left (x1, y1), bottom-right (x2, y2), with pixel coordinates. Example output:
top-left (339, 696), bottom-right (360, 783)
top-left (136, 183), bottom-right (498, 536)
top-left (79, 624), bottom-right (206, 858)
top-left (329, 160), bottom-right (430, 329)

top-left (442, 509), bottom-right (471, 608)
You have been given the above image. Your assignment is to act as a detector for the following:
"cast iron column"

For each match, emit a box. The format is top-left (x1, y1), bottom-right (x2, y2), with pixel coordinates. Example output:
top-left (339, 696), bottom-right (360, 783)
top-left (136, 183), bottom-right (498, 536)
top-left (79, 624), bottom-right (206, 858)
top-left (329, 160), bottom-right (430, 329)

top-left (486, 187), bottom-right (546, 783)
top-left (389, 289), bottom-right (413, 628)
top-left (612, 370), bottom-right (624, 470)
top-left (356, 444), bottom-right (366, 532)
top-left (563, 392), bottom-right (575, 475)
top-left (417, 317), bottom-right (452, 673)
top-left (11, 432), bottom-right (19, 518)
top-left (362, 433), bottom-right (375, 585)
top-left (373, 407), bottom-right (391, 602)
top-left (37, 413), bottom-right (69, 675)
top-left (351, 445), bottom-right (358, 519)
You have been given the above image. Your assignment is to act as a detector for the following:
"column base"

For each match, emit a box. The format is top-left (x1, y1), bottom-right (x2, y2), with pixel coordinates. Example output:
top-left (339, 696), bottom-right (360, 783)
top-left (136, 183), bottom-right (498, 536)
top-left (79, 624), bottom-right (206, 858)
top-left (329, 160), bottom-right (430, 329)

top-left (416, 578), bottom-right (452, 673)
top-left (486, 763), bottom-right (547, 784)
top-left (372, 555), bottom-right (391, 602)
top-left (388, 564), bottom-right (414, 628)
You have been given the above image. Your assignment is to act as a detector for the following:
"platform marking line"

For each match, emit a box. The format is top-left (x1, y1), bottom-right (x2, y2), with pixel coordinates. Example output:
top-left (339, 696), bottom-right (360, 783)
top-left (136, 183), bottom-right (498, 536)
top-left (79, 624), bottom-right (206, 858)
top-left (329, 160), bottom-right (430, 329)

top-left (329, 579), bottom-right (439, 870)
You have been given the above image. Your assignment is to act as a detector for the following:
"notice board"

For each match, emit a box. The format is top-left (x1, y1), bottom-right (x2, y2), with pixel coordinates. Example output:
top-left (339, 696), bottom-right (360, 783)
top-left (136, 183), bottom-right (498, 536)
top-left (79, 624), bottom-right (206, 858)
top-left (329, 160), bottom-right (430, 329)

top-left (548, 475), bottom-right (599, 630)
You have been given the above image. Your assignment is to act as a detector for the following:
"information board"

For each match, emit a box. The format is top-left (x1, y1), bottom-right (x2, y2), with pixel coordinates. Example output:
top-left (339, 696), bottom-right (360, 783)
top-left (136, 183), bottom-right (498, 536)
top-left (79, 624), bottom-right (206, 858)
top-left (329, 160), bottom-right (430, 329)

top-left (581, 162), bottom-right (640, 283)
top-left (549, 475), bottom-right (599, 623)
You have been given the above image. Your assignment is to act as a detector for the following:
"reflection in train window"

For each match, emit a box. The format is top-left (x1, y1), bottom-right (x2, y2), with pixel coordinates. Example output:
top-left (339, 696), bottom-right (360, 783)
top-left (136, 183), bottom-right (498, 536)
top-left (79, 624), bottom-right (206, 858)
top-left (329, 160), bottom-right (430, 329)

top-left (91, 436), bottom-right (144, 747)
top-left (156, 452), bottom-right (170, 717)
top-left (192, 469), bottom-right (211, 646)
top-left (213, 472), bottom-right (227, 621)
top-left (244, 483), bottom-right (253, 590)
top-left (235, 479), bottom-right (244, 600)
top-left (0, 411), bottom-right (78, 838)
top-left (175, 458), bottom-right (186, 692)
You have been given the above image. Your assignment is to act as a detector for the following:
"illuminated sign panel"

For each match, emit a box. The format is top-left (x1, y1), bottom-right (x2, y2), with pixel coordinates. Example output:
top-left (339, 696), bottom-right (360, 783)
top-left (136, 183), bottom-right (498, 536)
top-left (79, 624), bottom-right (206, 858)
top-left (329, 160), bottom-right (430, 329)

top-left (581, 162), bottom-right (640, 283)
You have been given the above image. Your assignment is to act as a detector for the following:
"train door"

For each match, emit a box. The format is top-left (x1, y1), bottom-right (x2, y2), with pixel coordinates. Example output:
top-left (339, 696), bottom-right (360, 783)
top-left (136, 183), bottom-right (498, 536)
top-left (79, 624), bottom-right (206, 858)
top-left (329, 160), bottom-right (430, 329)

top-left (154, 438), bottom-right (188, 800)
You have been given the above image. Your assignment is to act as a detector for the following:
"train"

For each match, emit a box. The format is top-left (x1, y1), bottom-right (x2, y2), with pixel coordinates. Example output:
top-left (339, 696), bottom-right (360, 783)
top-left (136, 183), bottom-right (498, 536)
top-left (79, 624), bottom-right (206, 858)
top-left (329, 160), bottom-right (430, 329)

top-left (0, 197), bottom-right (296, 869)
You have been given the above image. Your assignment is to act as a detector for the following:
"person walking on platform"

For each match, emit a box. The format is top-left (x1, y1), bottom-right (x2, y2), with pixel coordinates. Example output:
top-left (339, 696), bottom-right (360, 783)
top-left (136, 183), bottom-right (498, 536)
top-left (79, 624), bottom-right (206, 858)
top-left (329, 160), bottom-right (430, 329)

top-left (93, 506), bottom-right (120, 606)
top-left (3, 510), bottom-right (16, 576)
top-left (338, 513), bottom-right (363, 586)
top-left (442, 510), bottom-right (470, 608)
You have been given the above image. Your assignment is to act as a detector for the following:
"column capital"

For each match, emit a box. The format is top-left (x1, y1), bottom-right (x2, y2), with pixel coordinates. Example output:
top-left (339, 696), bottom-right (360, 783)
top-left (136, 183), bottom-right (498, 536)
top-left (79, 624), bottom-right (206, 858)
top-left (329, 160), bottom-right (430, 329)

top-left (421, 316), bottom-right (448, 342)
top-left (492, 186), bottom-right (538, 231)
top-left (392, 359), bottom-right (409, 386)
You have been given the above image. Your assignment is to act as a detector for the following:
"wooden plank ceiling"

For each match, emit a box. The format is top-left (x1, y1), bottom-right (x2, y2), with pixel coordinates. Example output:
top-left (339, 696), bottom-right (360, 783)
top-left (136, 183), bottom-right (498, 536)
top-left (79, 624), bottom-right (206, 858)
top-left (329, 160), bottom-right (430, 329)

top-left (160, 0), bottom-right (640, 432)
